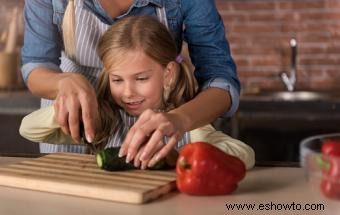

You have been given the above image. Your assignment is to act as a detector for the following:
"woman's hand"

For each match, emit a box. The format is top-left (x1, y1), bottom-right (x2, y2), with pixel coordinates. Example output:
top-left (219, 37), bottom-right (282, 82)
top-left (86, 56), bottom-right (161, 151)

top-left (119, 109), bottom-right (186, 168)
top-left (54, 73), bottom-right (98, 143)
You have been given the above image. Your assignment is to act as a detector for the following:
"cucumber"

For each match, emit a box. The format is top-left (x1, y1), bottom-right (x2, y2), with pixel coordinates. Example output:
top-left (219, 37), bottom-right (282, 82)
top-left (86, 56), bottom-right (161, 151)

top-left (96, 147), bottom-right (178, 171)
top-left (96, 147), bottom-right (135, 171)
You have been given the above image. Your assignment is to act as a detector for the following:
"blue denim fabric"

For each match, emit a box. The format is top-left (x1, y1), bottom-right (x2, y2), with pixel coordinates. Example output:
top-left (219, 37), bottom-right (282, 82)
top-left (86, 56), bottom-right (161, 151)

top-left (21, 0), bottom-right (240, 117)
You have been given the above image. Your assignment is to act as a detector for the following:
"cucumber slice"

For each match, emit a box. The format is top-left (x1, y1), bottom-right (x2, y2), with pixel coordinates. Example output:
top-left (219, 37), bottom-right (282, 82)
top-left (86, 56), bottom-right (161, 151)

top-left (96, 152), bottom-right (104, 168)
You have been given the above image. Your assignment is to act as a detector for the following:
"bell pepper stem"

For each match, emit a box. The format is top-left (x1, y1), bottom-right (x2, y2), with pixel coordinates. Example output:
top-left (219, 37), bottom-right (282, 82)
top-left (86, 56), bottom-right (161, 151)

top-left (179, 157), bottom-right (191, 170)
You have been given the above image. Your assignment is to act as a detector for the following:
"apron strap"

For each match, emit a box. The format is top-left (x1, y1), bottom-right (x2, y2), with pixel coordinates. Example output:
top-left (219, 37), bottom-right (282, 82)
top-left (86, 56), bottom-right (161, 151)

top-left (156, 7), bottom-right (169, 29)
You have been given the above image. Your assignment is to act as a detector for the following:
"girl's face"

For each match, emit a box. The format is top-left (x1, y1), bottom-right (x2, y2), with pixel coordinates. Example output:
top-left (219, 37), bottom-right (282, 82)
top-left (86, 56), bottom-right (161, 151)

top-left (108, 51), bottom-right (174, 116)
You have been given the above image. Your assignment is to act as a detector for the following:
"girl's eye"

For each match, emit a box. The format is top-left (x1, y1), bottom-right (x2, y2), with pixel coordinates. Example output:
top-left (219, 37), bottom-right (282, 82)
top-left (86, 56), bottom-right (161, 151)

top-left (136, 77), bottom-right (149, 81)
top-left (111, 79), bottom-right (122, 83)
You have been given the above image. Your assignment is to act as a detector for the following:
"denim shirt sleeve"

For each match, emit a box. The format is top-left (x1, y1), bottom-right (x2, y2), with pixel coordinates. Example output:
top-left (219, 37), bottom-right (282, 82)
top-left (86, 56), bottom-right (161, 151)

top-left (21, 0), bottom-right (64, 83)
top-left (181, 0), bottom-right (240, 117)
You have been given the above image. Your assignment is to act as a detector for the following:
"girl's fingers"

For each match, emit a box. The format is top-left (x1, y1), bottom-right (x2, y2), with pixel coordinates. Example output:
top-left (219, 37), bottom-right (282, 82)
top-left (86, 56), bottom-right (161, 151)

top-left (119, 109), bottom-right (156, 158)
top-left (118, 128), bottom-right (133, 157)
top-left (126, 114), bottom-right (168, 161)
top-left (148, 134), bottom-right (178, 168)
top-left (55, 91), bottom-right (82, 143)
top-left (140, 126), bottom-right (167, 161)
top-left (125, 127), bottom-right (149, 162)
top-left (59, 114), bottom-right (70, 137)
top-left (121, 109), bottom-right (182, 164)
top-left (140, 141), bottom-right (164, 169)
top-left (79, 91), bottom-right (98, 143)
top-left (55, 96), bottom-right (71, 136)
top-left (133, 147), bottom-right (144, 168)
top-left (140, 159), bottom-right (149, 170)
top-left (68, 100), bottom-right (81, 143)
top-left (53, 73), bottom-right (98, 144)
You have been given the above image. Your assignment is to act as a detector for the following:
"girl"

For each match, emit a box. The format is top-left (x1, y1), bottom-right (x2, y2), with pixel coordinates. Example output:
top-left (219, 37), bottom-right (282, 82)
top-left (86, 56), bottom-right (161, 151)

top-left (20, 16), bottom-right (254, 170)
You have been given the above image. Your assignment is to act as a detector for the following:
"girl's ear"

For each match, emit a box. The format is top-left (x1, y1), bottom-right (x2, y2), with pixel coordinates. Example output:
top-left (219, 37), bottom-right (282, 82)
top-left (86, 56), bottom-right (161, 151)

top-left (163, 61), bottom-right (177, 88)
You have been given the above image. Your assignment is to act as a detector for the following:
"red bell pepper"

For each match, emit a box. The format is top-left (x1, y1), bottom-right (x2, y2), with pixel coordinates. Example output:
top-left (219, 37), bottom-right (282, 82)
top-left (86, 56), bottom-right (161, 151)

top-left (320, 138), bottom-right (340, 200)
top-left (176, 142), bottom-right (246, 195)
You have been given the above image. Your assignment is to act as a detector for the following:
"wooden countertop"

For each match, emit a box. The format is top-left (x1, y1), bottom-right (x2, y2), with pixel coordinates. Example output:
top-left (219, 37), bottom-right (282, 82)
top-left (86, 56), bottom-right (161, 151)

top-left (0, 156), bottom-right (337, 215)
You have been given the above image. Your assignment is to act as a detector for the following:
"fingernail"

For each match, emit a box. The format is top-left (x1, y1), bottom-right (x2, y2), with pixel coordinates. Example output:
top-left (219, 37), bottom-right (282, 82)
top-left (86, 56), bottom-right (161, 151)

top-left (118, 149), bottom-right (124, 158)
top-left (86, 134), bottom-right (93, 143)
top-left (118, 151), bottom-right (123, 158)
top-left (126, 153), bottom-right (131, 163)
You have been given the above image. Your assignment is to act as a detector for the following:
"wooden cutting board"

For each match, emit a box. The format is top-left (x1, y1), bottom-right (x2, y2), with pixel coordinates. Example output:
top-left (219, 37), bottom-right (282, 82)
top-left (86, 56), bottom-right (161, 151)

top-left (0, 153), bottom-right (177, 204)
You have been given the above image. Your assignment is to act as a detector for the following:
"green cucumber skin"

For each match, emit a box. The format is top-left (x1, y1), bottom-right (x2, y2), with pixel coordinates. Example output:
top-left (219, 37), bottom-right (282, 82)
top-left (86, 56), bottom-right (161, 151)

top-left (97, 147), bottom-right (135, 171)
top-left (96, 147), bottom-right (173, 171)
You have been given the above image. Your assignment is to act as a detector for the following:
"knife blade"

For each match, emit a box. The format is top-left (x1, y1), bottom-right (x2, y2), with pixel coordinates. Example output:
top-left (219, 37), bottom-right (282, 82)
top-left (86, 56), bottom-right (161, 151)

top-left (80, 122), bottom-right (97, 154)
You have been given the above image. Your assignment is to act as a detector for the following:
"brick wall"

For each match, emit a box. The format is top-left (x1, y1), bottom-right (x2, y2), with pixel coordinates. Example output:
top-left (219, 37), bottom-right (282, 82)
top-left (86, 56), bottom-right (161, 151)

top-left (217, 0), bottom-right (340, 93)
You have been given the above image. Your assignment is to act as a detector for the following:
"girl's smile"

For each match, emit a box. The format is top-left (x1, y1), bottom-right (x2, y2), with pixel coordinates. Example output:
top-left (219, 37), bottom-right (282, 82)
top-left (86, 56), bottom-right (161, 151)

top-left (123, 99), bottom-right (145, 111)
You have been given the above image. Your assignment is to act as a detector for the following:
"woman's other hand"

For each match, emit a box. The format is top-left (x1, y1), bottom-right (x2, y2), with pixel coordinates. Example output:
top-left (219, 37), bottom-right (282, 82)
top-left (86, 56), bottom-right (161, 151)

top-left (119, 109), bottom-right (186, 168)
top-left (54, 73), bottom-right (98, 143)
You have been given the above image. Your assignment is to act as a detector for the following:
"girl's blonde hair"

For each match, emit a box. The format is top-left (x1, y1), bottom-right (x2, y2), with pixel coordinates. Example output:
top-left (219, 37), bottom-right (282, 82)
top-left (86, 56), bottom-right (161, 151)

top-left (94, 16), bottom-right (197, 146)
top-left (62, 0), bottom-right (76, 58)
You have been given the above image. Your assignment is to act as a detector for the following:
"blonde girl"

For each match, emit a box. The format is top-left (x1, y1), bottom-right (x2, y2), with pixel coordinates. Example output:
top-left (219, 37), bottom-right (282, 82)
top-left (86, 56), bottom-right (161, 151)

top-left (95, 16), bottom-right (196, 146)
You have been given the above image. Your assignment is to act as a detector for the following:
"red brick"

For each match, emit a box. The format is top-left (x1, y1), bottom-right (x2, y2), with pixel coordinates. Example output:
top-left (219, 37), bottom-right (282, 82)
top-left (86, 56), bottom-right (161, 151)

top-left (299, 46), bottom-right (326, 54)
top-left (250, 57), bottom-right (281, 67)
top-left (234, 58), bottom-right (250, 67)
top-left (231, 24), bottom-right (281, 34)
top-left (279, 1), bottom-right (325, 10)
top-left (300, 57), bottom-right (340, 65)
top-left (215, 0), bottom-right (233, 11)
top-left (299, 11), bottom-right (340, 21)
top-left (232, 2), bottom-right (276, 11)
top-left (232, 47), bottom-right (278, 55)
top-left (326, 0), bottom-right (340, 8)
top-left (221, 14), bottom-right (248, 22)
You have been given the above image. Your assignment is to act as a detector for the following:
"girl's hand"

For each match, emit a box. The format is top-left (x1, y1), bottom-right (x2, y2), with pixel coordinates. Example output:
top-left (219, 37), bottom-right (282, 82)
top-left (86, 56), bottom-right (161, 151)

top-left (54, 73), bottom-right (98, 143)
top-left (119, 109), bottom-right (186, 168)
top-left (133, 140), bottom-right (167, 169)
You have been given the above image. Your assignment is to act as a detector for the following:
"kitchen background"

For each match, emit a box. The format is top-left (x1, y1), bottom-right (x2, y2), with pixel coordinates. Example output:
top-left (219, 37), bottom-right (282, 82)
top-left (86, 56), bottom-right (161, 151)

top-left (0, 0), bottom-right (339, 164)
top-left (218, 0), bottom-right (340, 92)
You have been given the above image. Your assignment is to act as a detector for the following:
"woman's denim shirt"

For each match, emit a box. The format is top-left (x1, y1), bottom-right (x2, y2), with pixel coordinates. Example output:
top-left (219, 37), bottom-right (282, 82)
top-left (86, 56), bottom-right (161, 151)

top-left (21, 0), bottom-right (240, 117)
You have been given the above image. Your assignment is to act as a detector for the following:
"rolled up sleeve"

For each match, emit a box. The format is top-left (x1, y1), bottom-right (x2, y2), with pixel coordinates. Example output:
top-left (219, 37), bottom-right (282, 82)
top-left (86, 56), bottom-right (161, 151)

top-left (21, 0), bottom-right (63, 84)
top-left (21, 62), bottom-right (62, 83)
top-left (201, 78), bottom-right (240, 117)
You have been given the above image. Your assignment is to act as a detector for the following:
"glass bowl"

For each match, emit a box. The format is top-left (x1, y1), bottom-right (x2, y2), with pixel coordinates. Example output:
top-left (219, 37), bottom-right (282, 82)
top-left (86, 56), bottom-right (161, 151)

top-left (300, 133), bottom-right (340, 213)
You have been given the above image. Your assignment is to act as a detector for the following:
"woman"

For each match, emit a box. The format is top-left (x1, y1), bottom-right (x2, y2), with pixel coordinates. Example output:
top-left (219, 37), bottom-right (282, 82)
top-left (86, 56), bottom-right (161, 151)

top-left (21, 0), bottom-right (240, 165)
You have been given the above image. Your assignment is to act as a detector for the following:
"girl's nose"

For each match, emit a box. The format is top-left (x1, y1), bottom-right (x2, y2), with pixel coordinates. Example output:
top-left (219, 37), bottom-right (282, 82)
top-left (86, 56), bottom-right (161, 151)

top-left (123, 82), bottom-right (135, 97)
